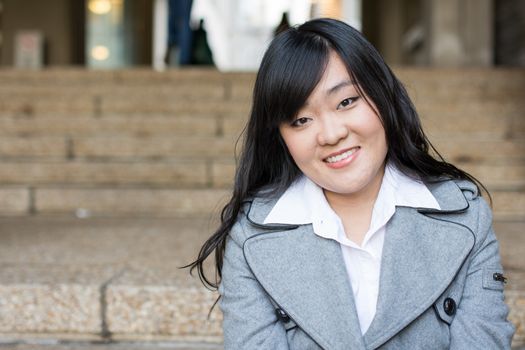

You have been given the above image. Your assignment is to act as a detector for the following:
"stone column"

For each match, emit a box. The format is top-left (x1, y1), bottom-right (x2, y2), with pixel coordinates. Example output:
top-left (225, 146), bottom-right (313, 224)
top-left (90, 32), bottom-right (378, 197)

top-left (461, 0), bottom-right (493, 66)
top-left (425, 0), bottom-right (492, 66)
top-left (378, 0), bottom-right (404, 65)
top-left (341, 0), bottom-right (362, 30)
top-left (152, 0), bottom-right (168, 71)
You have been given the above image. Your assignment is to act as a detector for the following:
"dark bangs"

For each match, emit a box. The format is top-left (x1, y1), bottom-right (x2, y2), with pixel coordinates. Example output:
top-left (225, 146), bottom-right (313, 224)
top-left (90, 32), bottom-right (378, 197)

top-left (253, 29), bottom-right (331, 129)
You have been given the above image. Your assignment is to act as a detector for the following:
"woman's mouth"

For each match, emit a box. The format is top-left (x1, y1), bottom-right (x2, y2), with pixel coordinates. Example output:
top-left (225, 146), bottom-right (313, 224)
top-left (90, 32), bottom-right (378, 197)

top-left (324, 147), bottom-right (360, 164)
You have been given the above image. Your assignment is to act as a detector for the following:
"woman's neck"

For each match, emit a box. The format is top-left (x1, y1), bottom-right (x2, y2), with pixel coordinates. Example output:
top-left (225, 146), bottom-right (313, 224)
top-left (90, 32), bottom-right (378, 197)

top-left (323, 165), bottom-right (386, 245)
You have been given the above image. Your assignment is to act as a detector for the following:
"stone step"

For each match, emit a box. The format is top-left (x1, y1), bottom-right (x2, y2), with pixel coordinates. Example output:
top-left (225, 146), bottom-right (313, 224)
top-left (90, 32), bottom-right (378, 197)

top-left (458, 163), bottom-right (525, 190)
top-left (0, 216), bottom-right (522, 347)
top-left (32, 188), bottom-right (229, 217)
top-left (0, 217), bottom-right (222, 343)
top-left (0, 136), bottom-right (239, 160)
top-left (1, 159), bottom-right (520, 191)
top-left (0, 96), bottom-right (252, 116)
top-left (0, 83), bottom-right (228, 99)
top-left (0, 186), bottom-right (521, 219)
top-left (0, 160), bottom-right (232, 188)
top-left (492, 191), bottom-right (525, 221)
top-left (3, 135), bottom-right (522, 162)
top-left (0, 67), bottom-right (522, 85)
top-left (0, 112), bottom-right (521, 140)
top-left (0, 341), bottom-right (223, 350)
top-left (0, 159), bottom-right (520, 191)
top-left (222, 113), bottom-right (525, 138)
top-left (0, 188), bottom-right (29, 215)
top-left (431, 138), bottom-right (525, 164)
top-left (0, 161), bottom-right (201, 187)
top-left (0, 115), bottom-right (221, 137)
top-left (229, 68), bottom-right (525, 100)
top-left (1, 78), bottom-right (523, 101)
top-left (495, 221), bottom-right (525, 271)
top-left (0, 137), bottom-right (67, 159)
top-left (72, 136), bottom-right (237, 160)
top-left (0, 67), bottom-right (253, 84)
top-left (1, 91), bottom-right (523, 115)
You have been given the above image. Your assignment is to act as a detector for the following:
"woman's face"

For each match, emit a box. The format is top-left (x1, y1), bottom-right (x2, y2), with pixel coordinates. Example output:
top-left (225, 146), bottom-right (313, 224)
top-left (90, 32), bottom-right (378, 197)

top-left (279, 51), bottom-right (388, 203)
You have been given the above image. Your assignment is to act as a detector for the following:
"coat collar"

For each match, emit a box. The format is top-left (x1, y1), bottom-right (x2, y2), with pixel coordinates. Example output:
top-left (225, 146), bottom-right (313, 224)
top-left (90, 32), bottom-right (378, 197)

top-left (245, 178), bottom-right (472, 227)
top-left (242, 179), bottom-right (475, 349)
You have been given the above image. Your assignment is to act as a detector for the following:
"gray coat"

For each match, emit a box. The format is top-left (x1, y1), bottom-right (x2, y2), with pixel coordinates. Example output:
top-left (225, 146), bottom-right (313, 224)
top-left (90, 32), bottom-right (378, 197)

top-left (218, 179), bottom-right (515, 349)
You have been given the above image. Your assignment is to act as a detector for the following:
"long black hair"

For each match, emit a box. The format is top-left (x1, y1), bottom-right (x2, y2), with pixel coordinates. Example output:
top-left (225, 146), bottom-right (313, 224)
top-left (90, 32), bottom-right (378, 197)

top-left (183, 18), bottom-right (488, 310)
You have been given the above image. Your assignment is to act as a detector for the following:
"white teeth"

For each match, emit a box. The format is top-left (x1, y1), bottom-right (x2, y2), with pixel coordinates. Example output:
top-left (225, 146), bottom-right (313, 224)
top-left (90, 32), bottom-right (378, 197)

top-left (325, 148), bottom-right (358, 163)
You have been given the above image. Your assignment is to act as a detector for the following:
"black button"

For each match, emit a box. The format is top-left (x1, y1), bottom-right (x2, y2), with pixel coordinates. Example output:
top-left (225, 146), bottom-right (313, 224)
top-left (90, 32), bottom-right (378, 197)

top-left (275, 308), bottom-right (291, 323)
top-left (443, 298), bottom-right (456, 316)
top-left (493, 272), bottom-right (507, 283)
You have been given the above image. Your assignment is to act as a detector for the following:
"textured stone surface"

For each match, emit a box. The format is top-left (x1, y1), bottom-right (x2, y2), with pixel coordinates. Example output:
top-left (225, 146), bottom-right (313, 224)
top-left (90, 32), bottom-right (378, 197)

top-left (0, 340), bottom-right (223, 349)
top-left (0, 67), bottom-right (242, 85)
top-left (507, 271), bottom-right (525, 348)
top-left (210, 161), bottom-right (235, 188)
top-left (221, 116), bottom-right (247, 136)
top-left (0, 188), bottom-right (30, 215)
top-left (0, 161), bottom-right (208, 187)
top-left (0, 84), bottom-right (226, 101)
top-left (72, 137), bottom-right (236, 159)
top-left (221, 113), bottom-right (525, 139)
top-left (0, 116), bottom-right (218, 137)
top-left (0, 216), bottom-right (223, 342)
top-left (458, 164), bottom-right (525, 190)
top-left (0, 95), bottom-right (94, 115)
top-left (0, 217), bottom-right (217, 268)
top-left (417, 100), bottom-right (525, 120)
top-left (431, 138), bottom-right (525, 164)
top-left (0, 265), bottom-right (120, 334)
top-left (0, 137), bottom-right (67, 159)
top-left (230, 81), bottom-right (255, 100)
top-left (100, 99), bottom-right (249, 116)
top-left (423, 114), bottom-right (515, 138)
top-left (32, 186), bottom-right (521, 220)
top-left (106, 268), bottom-right (222, 338)
top-left (492, 192), bottom-right (525, 220)
top-left (34, 189), bottom-right (229, 217)
top-left (495, 222), bottom-right (525, 271)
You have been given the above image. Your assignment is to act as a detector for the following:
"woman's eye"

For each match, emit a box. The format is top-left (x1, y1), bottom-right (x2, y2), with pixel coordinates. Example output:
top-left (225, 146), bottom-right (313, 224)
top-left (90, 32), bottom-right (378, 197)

top-left (291, 117), bottom-right (310, 127)
top-left (338, 97), bottom-right (358, 109)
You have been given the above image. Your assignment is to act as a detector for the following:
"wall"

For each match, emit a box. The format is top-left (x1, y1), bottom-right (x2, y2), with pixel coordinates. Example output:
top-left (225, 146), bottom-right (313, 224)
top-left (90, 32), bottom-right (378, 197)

top-left (1, 0), bottom-right (82, 66)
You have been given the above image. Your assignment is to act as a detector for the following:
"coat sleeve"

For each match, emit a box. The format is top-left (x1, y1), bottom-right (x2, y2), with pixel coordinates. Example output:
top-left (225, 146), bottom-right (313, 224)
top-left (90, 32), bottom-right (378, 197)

top-left (449, 196), bottom-right (516, 349)
top-left (218, 221), bottom-right (290, 349)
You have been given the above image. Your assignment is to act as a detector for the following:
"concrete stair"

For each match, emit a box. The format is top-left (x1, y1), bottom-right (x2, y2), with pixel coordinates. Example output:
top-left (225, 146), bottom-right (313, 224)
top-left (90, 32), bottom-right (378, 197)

top-left (0, 342), bottom-right (223, 350)
top-left (0, 216), bottom-right (222, 346)
top-left (0, 67), bottom-right (524, 348)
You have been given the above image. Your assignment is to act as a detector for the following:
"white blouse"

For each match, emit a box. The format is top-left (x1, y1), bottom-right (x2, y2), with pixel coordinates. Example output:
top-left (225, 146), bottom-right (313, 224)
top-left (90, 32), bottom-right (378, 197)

top-left (263, 164), bottom-right (441, 334)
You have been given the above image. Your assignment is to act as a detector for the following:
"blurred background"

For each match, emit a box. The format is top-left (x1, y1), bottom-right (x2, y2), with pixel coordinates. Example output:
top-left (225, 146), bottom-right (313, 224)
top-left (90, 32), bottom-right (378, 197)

top-left (0, 0), bottom-right (524, 349)
top-left (1, 0), bottom-right (525, 69)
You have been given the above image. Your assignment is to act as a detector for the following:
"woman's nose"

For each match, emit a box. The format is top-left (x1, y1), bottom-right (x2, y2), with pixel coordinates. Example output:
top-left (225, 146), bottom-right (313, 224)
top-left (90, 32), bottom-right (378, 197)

top-left (317, 114), bottom-right (349, 145)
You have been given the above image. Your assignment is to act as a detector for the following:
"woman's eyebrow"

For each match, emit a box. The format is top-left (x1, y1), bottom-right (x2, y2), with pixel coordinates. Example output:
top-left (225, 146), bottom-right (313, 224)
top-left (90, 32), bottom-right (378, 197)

top-left (326, 80), bottom-right (355, 96)
top-left (303, 79), bottom-right (356, 107)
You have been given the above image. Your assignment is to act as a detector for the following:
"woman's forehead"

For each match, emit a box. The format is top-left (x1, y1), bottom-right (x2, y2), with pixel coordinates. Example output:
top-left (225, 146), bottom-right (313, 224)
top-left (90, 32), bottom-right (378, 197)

top-left (303, 53), bottom-right (355, 102)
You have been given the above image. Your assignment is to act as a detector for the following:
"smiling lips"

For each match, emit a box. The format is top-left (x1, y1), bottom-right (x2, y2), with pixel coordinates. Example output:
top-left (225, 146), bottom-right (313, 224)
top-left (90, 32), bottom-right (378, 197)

top-left (323, 146), bottom-right (360, 168)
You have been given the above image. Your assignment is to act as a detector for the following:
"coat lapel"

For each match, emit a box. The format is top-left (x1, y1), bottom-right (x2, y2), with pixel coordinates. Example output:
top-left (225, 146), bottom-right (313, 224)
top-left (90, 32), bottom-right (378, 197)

top-left (243, 214), bottom-right (366, 349)
top-left (363, 181), bottom-right (475, 348)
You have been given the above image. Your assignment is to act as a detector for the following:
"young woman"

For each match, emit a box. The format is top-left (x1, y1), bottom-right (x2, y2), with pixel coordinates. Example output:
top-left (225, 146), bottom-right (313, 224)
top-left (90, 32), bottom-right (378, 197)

top-left (187, 18), bottom-right (515, 349)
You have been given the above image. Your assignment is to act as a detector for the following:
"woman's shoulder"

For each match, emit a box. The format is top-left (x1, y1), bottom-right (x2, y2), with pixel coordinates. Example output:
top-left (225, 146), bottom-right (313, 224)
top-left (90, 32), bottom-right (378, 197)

top-left (228, 191), bottom-right (285, 245)
top-left (425, 177), bottom-right (482, 204)
top-left (425, 177), bottom-right (494, 242)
